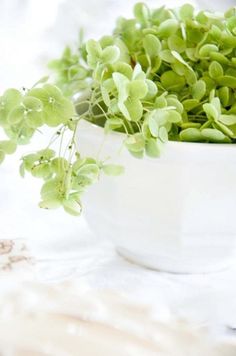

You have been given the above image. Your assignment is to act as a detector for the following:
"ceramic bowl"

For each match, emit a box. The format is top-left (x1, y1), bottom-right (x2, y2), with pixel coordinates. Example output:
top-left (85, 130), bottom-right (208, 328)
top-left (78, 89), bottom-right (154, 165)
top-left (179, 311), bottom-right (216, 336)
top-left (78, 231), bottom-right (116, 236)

top-left (78, 119), bottom-right (236, 273)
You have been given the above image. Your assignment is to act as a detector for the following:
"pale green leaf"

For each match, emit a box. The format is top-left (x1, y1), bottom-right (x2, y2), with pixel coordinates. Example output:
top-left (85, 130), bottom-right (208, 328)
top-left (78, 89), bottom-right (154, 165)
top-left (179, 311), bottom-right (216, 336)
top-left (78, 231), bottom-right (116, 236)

top-left (102, 164), bottom-right (124, 176)
top-left (143, 34), bottom-right (161, 57)
top-left (145, 138), bottom-right (162, 157)
top-left (179, 128), bottom-right (203, 142)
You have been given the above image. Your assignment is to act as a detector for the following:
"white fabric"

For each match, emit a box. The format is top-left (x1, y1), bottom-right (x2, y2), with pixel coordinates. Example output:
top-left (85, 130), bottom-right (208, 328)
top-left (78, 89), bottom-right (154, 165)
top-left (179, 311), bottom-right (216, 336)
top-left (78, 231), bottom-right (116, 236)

top-left (1, 0), bottom-right (236, 343)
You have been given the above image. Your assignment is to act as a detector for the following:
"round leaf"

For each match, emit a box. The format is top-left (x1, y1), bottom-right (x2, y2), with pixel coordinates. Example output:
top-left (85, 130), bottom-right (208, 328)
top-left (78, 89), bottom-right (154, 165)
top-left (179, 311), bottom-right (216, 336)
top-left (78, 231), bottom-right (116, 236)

top-left (160, 71), bottom-right (185, 91)
top-left (134, 2), bottom-right (150, 25)
top-left (191, 80), bottom-right (206, 101)
top-left (209, 61), bottom-right (224, 79)
top-left (158, 19), bottom-right (179, 38)
top-left (128, 80), bottom-right (148, 99)
top-left (143, 34), bottom-right (161, 57)
top-left (145, 138), bottom-right (162, 157)
top-left (63, 198), bottom-right (82, 216)
top-left (101, 45), bottom-right (120, 64)
top-left (124, 98), bottom-right (143, 122)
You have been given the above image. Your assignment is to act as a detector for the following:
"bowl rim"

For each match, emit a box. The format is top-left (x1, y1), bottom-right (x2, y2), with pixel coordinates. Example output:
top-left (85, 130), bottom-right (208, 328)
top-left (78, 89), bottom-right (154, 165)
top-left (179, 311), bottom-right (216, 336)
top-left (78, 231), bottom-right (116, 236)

top-left (79, 118), bottom-right (236, 150)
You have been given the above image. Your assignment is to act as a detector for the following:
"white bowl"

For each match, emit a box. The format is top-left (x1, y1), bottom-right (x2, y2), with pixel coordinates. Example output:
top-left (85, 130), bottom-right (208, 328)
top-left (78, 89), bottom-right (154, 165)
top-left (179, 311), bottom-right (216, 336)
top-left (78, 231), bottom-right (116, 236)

top-left (78, 119), bottom-right (236, 273)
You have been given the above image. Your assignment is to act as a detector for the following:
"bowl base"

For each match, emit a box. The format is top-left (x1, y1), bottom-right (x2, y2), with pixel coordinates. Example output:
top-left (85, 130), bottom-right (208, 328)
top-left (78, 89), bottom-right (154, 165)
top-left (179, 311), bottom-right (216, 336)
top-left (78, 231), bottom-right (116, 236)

top-left (116, 247), bottom-right (235, 274)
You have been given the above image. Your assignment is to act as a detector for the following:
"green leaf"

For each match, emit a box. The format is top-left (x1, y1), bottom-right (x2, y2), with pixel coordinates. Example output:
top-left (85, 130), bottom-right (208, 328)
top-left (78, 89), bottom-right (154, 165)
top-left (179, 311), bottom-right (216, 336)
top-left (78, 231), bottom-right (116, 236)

top-left (41, 178), bottom-right (62, 201)
top-left (37, 148), bottom-right (55, 160)
top-left (179, 128), bottom-right (203, 142)
top-left (209, 61), bottom-right (224, 79)
top-left (23, 96), bottom-right (43, 111)
top-left (7, 106), bottom-right (24, 124)
top-left (104, 118), bottom-right (123, 133)
top-left (184, 67), bottom-right (197, 85)
top-left (124, 98), bottom-right (143, 122)
top-left (166, 97), bottom-right (183, 114)
top-left (113, 62), bottom-right (133, 80)
top-left (0, 140), bottom-right (17, 154)
top-left (134, 2), bottom-right (150, 25)
top-left (155, 95), bottom-right (167, 108)
top-left (39, 198), bottom-right (62, 210)
top-left (210, 52), bottom-right (229, 65)
top-left (118, 101), bottom-right (131, 120)
top-left (218, 114), bottom-right (236, 126)
top-left (113, 72), bottom-right (129, 103)
top-left (148, 113), bottom-right (159, 137)
top-left (167, 35), bottom-right (186, 53)
top-left (171, 51), bottom-right (191, 69)
top-left (77, 163), bottom-right (100, 183)
top-left (199, 44), bottom-right (218, 58)
top-left (102, 164), bottom-right (124, 176)
top-left (143, 34), bottom-right (161, 58)
top-left (201, 128), bottom-right (226, 142)
top-left (181, 122), bottom-right (201, 129)
top-left (132, 64), bottom-right (146, 81)
top-left (29, 84), bottom-right (75, 126)
top-left (145, 138), bottom-right (162, 157)
top-left (86, 39), bottom-right (102, 58)
top-left (185, 48), bottom-right (196, 61)
top-left (32, 76), bottom-right (49, 87)
top-left (159, 126), bottom-right (168, 142)
top-left (211, 97), bottom-right (221, 115)
top-left (158, 19), bottom-right (179, 37)
top-left (103, 78), bottom-right (116, 92)
top-left (216, 76), bottom-right (236, 89)
top-left (0, 89), bottom-right (22, 125)
top-left (19, 162), bottom-right (25, 177)
top-left (167, 110), bottom-right (182, 123)
top-left (31, 163), bottom-right (52, 179)
top-left (99, 35), bottom-right (114, 48)
top-left (128, 80), bottom-right (148, 99)
top-left (160, 71), bottom-right (185, 91)
top-left (218, 87), bottom-right (229, 107)
top-left (191, 80), bottom-right (206, 101)
top-left (214, 121), bottom-right (235, 138)
top-left (26, 112), bottom-right (44, 128)
top-left (145, 80), bottom-right (158, 99)
top-left (152, 109), bottom-right (168, 126)
top-left (101, 45), bottom-right (120, 64)
top-left (101, 86), bottom-right (110, 107)
top-left (179, 4), bottom-right (194, 21)
top-left (63, 198), bottom-right (82, 216)
top-left (51, 157), bottom-right (69, 175)
top-left (203, 103), bottom-right (219, 120)
top-left (3, 89), bottom-right (22, 106)
top-left (160, 50), bottom-right (175, 63)
top-left (124, 133), bottom-right (145, 152)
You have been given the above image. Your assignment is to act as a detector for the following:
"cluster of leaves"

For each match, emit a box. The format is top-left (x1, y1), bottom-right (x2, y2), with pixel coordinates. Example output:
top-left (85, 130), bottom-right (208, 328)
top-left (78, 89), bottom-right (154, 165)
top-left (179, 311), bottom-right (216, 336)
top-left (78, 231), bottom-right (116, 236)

top-left (20, 149), bottom-right (124, 215)
top-left (1, 2), bottom-right (236, 215)
top-left (49, 46), bottom-right (91, 96)
top-left (0, 83), bottom-right (75, 161)
top-left (52, 3), bottom-right (236, 146)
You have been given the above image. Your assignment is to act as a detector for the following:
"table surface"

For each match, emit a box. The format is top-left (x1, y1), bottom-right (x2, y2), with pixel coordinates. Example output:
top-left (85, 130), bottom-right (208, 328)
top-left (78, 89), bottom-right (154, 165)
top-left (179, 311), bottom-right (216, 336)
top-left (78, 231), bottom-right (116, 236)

top-left (1, 1), bottom-right (236, 354)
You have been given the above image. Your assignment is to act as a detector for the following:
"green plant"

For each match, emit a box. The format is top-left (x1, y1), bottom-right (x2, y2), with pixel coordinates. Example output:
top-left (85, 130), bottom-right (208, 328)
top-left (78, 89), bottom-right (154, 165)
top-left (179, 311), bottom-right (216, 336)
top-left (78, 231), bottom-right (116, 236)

top-left (1, 2), bottom-right (236, 215)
